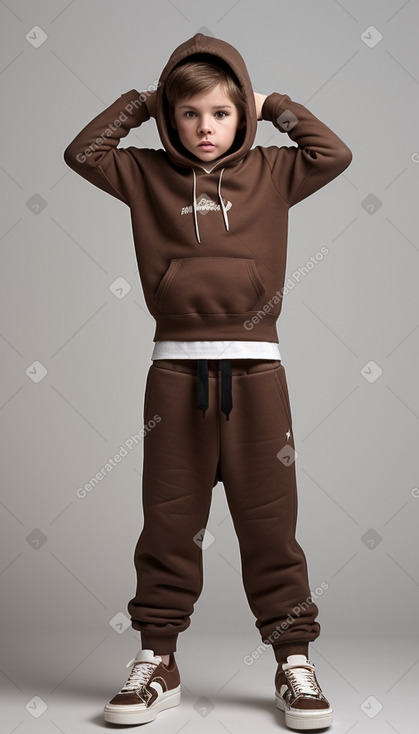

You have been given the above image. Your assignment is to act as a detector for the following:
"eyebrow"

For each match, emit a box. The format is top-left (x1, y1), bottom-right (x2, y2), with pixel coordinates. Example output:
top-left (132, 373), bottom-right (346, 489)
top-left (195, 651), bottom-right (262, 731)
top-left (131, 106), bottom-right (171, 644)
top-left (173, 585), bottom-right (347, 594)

top-left (178, 104), bottom-right (233, 109)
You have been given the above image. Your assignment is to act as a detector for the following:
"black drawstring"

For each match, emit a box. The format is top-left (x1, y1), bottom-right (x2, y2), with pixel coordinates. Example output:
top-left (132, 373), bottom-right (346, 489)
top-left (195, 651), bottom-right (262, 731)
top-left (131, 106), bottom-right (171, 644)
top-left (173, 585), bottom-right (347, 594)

top-left (196, 359), bottom-right (233, 420)
top-left (220, 359), bottom-right (232, 420)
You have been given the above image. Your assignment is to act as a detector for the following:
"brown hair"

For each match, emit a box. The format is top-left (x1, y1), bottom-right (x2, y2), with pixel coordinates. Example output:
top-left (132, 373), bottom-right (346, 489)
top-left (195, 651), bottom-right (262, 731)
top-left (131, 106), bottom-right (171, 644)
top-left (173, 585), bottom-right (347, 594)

top-left (164, 57), bottom-right (247, 125)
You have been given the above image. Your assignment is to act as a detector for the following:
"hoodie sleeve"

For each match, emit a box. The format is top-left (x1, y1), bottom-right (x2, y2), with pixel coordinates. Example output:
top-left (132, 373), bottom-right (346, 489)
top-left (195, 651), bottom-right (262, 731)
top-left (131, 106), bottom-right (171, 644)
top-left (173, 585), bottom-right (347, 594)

top-left (63, 89), bottom-right (154, 206)
top-left (260, 92), bottom-right (352, 207)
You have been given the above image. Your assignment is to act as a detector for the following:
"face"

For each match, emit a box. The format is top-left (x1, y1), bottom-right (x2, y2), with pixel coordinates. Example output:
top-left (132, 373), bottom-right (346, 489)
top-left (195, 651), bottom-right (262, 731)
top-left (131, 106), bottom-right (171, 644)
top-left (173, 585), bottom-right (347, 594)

top-left (171, 83), bottom-right (244, 163)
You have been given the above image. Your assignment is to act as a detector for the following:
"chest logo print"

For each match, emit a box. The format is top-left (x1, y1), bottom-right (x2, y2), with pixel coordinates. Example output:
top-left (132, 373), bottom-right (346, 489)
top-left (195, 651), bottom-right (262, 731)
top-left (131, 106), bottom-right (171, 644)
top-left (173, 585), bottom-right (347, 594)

top-left (181, 193), bottom-right (232, 217)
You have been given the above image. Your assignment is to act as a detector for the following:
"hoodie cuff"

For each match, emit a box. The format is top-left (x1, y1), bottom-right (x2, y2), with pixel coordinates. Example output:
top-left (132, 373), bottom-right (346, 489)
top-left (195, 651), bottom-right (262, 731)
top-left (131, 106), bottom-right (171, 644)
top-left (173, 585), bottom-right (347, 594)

top-left (121, 89), bottom-right (152, 125)
top-left (261, 92), bottom-right (292, 130)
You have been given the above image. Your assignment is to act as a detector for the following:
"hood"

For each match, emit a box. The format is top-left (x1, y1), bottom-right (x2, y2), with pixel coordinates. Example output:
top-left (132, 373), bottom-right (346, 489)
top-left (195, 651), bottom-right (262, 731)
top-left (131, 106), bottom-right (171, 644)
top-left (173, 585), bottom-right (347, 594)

top-left (156, 32), bottom-right (257, 172)
top-left (155, 33), bottom-right (258, 243)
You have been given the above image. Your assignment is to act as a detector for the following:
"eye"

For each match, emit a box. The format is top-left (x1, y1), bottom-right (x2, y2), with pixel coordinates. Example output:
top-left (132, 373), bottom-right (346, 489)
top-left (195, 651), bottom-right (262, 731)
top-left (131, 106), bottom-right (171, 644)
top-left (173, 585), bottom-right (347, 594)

top-left (184, 111), bottom-right (196, 118)
top-left (215, 111), bottom-right (228, 119)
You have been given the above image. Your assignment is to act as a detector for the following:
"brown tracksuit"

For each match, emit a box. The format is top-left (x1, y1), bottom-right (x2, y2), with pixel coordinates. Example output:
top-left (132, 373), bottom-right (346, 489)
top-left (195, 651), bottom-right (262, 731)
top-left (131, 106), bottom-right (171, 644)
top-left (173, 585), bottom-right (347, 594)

top-left (63, 32), bottom-right (352, 660)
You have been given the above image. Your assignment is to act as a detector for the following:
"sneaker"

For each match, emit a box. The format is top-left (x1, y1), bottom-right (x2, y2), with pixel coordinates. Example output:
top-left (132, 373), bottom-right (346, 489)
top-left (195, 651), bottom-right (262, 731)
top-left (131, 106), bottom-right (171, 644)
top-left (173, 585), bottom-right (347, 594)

top-left (103, 648), bottom-right (181, 725)
top-left (275, 654), bottom-right (333, 730)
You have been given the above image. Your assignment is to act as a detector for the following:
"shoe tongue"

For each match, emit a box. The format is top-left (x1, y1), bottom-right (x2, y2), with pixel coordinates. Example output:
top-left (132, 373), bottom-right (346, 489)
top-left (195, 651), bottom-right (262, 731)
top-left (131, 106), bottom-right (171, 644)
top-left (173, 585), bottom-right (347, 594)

top-left (287, 654), bottom-right (308, 664)
top-left (134, 649), bottom-right (162, 664)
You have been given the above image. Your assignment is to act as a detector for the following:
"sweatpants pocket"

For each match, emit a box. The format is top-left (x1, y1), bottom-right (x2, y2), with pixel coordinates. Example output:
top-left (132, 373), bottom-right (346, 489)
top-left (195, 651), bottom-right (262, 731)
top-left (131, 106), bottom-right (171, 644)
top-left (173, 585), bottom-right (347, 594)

top-left (143, 367), bottom-right (153, 422)
top-left (274, 365), bottom-right (293, 427)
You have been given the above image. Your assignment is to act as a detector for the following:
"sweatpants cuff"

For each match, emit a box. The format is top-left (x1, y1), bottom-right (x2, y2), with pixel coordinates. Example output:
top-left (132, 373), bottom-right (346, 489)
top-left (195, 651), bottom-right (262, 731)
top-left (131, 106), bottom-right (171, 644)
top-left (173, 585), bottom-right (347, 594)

top-left (272, 640), bottom-right (309, 664)
top-left (139, 632), bottom-right (179, 655)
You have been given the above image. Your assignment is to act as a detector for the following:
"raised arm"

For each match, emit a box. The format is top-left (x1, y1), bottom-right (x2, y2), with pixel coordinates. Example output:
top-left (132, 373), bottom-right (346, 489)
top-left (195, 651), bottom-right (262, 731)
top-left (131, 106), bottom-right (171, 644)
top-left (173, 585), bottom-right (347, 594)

top-left (257, 92), bottom-right (352, 207)
top-left (63, 88), bottom-right (157, 206)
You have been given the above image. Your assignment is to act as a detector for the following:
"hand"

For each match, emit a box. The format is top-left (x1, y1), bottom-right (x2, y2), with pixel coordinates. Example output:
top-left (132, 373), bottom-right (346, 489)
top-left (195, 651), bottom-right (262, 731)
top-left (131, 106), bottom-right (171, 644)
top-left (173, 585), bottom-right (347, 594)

top-left (254, 92), bottom-right (267, 121)
top-left (145, 89), bottom-right (157, 118)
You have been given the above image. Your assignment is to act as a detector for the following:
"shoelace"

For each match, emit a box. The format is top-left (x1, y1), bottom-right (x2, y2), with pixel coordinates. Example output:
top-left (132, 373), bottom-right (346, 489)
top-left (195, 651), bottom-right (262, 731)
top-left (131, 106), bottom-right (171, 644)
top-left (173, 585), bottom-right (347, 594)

top-left (286, 665), bottom-right (322, 697)
top-left (120, 658), bottom-right (161, 692)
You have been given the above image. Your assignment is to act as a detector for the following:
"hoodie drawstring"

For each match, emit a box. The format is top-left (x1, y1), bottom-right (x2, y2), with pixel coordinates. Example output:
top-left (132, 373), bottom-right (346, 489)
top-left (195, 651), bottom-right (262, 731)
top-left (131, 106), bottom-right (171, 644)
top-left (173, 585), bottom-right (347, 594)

top-left (197, 359), bottom-right (232, 420)
top-left (192, 167), bottom-right (200, 243)
top-left (217, 168), bottom-right (230, 233)
top-left (192, 167), bottom-right (229, 244)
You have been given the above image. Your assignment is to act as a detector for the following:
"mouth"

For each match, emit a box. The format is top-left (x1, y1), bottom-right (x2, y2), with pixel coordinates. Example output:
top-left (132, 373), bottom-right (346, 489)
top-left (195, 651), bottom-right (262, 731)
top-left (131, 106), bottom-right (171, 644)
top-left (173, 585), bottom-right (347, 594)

top-left (198, 141), bottom-right (215, 150)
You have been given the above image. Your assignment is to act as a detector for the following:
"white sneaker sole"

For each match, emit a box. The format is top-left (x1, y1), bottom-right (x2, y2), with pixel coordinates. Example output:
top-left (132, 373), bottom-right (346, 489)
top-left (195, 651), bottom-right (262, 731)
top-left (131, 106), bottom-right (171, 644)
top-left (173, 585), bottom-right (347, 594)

top-left (104, 685), bottom-right (181, 725)
top-left (275, 691), bottom-right (333, 730)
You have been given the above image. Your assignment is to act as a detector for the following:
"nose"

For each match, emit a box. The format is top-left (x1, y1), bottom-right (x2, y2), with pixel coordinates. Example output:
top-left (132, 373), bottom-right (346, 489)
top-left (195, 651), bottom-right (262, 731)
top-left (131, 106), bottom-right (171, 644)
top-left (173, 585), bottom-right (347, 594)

top-left (198, 116), bottom-right (213, 134)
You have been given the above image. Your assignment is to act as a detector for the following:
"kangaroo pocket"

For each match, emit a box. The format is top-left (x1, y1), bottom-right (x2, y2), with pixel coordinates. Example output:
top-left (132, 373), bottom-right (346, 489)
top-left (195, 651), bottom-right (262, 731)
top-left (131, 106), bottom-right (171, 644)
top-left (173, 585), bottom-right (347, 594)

top-left (155, 256), bottom-right (265, 315)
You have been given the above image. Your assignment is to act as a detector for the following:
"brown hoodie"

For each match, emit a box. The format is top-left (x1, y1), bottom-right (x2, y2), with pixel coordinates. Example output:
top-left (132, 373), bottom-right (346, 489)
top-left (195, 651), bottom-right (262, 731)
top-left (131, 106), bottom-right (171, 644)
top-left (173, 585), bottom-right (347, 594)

top-left (63, 32), bottom-right (352, 344)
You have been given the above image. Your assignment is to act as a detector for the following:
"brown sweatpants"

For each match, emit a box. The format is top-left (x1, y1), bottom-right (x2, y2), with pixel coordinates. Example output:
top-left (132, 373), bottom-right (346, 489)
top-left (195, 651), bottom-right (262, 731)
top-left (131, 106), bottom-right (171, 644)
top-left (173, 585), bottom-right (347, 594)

top-left (127, 358), bottom-right (321, 660)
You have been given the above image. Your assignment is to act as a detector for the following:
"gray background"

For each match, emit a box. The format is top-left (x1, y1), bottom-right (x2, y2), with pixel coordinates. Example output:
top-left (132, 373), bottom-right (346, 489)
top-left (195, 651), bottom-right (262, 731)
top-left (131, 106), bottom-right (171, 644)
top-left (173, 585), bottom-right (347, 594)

top-left (1, 0), bottom-right (418, 732)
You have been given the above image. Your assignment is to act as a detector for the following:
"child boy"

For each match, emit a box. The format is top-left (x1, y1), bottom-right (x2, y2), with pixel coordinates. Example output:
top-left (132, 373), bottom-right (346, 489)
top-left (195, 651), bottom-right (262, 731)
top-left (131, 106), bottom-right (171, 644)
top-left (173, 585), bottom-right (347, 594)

top-left (64, 32), bottom-right (352, 730)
